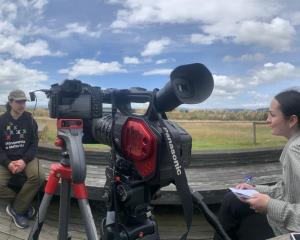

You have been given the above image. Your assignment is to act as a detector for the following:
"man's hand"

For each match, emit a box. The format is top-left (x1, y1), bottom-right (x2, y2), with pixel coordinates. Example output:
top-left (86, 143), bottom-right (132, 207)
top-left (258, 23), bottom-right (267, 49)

top-left (8, 160), bottom-right (26, 174)
top-left (245, 193), bottom-right (271, 213)
top-left (8, 161), bottom-right (18, 174)
top-left (14, 160), bottom-right (26, 173)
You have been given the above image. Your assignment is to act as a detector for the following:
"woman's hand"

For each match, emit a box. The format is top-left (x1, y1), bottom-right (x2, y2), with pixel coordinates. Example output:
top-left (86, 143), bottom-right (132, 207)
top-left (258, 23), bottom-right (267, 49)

top-left (245, 193), bottom-right (271, 213)
top-left (235, 183), bottom-right (254, 189)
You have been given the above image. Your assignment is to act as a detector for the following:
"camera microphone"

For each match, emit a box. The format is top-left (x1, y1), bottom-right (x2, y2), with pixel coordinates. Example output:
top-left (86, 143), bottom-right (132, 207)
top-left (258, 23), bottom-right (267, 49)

top-left (155, 63), bottom-right (214, 112)
top-left (29, 92), bottom-right (36, 101)
top-left (29, 89), bottom-right (51, 102)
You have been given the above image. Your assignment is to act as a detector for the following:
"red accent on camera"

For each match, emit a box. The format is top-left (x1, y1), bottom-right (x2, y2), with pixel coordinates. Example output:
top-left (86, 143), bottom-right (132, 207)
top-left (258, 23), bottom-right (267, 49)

top-left (121, 119), bottom-right (157, 179)
top-left (57, 119), bottom-right (83, 129)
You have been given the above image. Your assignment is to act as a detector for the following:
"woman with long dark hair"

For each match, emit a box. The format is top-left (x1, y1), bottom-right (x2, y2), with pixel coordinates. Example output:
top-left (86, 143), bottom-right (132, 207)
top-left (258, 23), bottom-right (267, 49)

top-left (214, 89), bottom-right (300, 240)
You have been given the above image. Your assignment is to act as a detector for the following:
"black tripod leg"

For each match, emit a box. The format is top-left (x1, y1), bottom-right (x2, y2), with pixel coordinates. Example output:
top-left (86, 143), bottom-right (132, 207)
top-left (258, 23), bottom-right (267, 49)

top-left (58, 179), bottom-right (71, 240)
top-left (28, 193), bottom-right (54, 240)
top-left (77, 199), bottom-right (99, 240)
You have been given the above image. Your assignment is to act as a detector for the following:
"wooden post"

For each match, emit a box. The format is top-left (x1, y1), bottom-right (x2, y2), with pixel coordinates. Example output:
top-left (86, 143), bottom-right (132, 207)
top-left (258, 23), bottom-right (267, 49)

top-left (253, 122), bottom-right (256, 145)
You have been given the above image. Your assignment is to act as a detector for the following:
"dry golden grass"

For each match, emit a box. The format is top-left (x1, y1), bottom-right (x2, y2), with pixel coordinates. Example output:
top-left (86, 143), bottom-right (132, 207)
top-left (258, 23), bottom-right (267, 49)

top-left (35, 117), bottom-right (286, 151)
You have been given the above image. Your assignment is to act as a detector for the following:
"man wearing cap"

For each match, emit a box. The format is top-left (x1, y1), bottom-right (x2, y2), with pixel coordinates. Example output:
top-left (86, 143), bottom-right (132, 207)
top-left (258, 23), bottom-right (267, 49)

top-left (0, 89), bottom-right (44, 228)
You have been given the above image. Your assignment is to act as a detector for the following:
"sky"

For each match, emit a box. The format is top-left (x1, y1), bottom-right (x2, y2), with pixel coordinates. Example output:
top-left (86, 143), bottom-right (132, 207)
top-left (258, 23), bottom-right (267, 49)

top-left (1, 0), bottom-right (300, 110)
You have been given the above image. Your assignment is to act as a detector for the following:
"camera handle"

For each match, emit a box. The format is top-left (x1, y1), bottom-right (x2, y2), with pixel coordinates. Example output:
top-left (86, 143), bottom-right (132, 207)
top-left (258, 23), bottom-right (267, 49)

top-left (28, 119), bottom-right (99, 240)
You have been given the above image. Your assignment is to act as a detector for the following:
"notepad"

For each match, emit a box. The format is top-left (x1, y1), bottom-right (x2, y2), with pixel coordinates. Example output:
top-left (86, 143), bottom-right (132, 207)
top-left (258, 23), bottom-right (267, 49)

top-left (229, 188), bottom-right (259, 199)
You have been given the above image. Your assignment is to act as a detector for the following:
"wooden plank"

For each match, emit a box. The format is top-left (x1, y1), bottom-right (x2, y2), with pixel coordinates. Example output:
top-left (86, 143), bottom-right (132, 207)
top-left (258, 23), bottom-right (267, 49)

top-left (39, 158), bottom-right (282, 204)
top-left (36, 146), bottom-right (283, 204)
top-left (37, 145), bottom-right (283, 167)
top-left (0, 199), bottom-right (215, 240)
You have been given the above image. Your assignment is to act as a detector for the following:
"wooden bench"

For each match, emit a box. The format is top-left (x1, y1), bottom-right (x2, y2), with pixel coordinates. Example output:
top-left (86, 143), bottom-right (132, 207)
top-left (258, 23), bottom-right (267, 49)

top-left (37, 145), bottom-right (283, 205)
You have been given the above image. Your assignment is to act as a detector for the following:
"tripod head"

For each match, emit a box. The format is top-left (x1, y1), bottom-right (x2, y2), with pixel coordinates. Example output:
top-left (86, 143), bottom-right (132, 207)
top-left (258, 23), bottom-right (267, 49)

top-left (55, 119), bottom-right (86, 183)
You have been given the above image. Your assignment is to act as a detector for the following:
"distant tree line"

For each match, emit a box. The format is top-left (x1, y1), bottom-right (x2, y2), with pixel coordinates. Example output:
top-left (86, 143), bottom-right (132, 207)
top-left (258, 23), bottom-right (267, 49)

top-left (166, 109), bottom-right (268, 121)
top-left (17, 107), bottom-right (268, 121)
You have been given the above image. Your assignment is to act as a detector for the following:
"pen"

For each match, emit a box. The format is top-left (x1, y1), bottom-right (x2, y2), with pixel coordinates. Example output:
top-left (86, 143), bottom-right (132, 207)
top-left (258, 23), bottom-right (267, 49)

top-left (244, 175), bottom-right (253, 185)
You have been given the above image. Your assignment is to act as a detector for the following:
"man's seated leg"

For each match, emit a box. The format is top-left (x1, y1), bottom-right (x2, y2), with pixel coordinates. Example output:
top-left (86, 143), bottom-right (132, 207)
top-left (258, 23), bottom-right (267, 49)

top-left (0, 165), bottom-right (17, 199)
top-left (12, 158), bottom-right (45, 216)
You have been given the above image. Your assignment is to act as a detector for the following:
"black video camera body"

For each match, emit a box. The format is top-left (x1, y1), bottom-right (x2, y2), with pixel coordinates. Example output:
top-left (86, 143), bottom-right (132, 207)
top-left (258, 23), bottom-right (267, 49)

top-left (34, 63), bottom-right (214, 239)
top-left (46, 82), bottom-right (195, 188)
top-left (48, 79), bottom-right (103, 119)
top-left (41, 63), bottom-right (214, 188)
top-left (94, 113), bottom-right (192, 187)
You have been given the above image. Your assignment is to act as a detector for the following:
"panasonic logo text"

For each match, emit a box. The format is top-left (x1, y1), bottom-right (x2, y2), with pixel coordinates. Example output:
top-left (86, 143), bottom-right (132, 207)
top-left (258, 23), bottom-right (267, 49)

top-left (163, 127), bottom-right (182, 176)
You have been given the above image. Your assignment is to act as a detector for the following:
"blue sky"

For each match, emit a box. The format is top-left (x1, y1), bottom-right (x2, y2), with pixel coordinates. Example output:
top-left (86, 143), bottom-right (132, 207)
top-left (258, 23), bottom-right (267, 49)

top-left (1, 0), bottom-right (300, 109)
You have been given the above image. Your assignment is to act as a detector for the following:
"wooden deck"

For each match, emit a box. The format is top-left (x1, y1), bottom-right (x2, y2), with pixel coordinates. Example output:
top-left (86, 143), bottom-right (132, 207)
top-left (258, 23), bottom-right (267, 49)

top-left (0, 198), bottom-right (292, 240)
top-left (0, 198), bottom-right (215, 240)
top-left (0, 145), bottom-right (285, 239)
top-left (37, 145), bottom-right (283, 204)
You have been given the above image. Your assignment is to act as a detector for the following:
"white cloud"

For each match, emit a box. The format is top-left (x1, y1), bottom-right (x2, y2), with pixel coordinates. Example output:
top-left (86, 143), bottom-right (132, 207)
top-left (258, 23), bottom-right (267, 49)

top-left (190, 34), bottom-right (217, 45)
top-left (247, 90), bottom-right (271, 106)
top-left (236, 90), bottom-right (273, 108)
top-left (194, 18), bottom-right (296, 52)
top-left (59, 59), bottom-right (127, 78)
top-left (110, 0), bottom-right (279, 28)
top-left (233, 18), bottom-right (295, 52)
top-left (109, 0), bottom-right (296, 51)
top-left (0, 0), bottom-right (48, 22)
top-left (155, 59), bottom-right (168, 64)
top-left (0, 59), bottom-right (48, 102)
top-left (0, 38), bottom-right (63, 59)
top-left (31, 0), bottom-right (48, 11)
top-left (141, 38), bottom-right (170, 57)
top-left (0, 2), bottom-right (17, 21)
top-left (123, 56), bottom-right (141, 64)
top-left (55, 22), bottom-right (102, 38)
top-left (289, 11), bottom-right (300, 26)
top-left (223, 53), bottom-right (265, 62)
top-left (0, 1), bottom-right (63, 59)
top-left (250, 62), bottom-right (300, 85)
top-left (212, 74), bottom-right (245, 99)
top-left (143, 68), bottom-right (172, 76)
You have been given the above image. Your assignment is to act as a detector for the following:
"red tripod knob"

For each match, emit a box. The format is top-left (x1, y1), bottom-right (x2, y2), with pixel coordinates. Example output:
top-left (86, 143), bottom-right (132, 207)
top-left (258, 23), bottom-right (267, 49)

top-left (55, 137), bottom-right (64, 147)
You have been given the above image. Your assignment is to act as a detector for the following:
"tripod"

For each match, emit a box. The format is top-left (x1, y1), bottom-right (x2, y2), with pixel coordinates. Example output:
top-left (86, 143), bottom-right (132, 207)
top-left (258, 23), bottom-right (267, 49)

top-left (28, 119), bottom-right (99, 240)
top-left (99, 152), bottom-right (160, 240)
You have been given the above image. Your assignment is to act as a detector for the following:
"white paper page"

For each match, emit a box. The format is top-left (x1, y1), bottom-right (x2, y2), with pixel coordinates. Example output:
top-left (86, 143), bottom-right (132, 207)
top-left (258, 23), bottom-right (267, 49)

top-left (229, 188), bottom-right (259, 199)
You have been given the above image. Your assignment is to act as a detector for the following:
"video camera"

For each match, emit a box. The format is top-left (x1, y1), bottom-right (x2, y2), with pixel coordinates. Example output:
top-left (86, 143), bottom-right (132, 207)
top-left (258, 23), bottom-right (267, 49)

top-left (41, 63), bottom-right (213, 185)
top-left (33, 63), bottom-right (214, 240)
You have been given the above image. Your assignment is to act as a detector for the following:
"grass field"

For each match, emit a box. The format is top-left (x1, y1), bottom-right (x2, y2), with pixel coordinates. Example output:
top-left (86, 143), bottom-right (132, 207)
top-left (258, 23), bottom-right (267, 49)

top-left (176, 121), bottom-right (286, 150)
top-left (36, 117), bottom-right (286, 151)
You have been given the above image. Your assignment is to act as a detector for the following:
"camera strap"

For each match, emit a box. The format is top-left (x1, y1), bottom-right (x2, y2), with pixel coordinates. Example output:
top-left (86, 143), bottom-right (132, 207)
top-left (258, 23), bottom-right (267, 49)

top-left (159, 119), bottom-right (193, 240)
